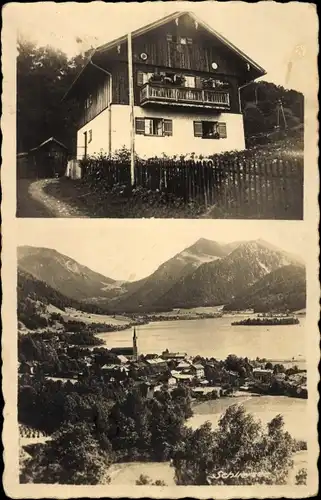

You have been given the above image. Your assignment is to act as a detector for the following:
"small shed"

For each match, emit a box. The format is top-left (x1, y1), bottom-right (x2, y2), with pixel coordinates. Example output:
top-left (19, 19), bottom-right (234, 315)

top-left (28, 137), bottom-right (68, 178)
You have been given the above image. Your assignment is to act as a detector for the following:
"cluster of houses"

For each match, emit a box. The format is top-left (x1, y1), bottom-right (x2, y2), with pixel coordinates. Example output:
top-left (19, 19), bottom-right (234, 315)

top-left (248, 367), bottom-right (308, 398)
top-left (19, 328), bottom-right (307, 400)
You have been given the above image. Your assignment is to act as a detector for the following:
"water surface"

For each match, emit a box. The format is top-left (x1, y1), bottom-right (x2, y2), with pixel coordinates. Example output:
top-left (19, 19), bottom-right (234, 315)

top-left (97, 314), bottom-right (306, 362)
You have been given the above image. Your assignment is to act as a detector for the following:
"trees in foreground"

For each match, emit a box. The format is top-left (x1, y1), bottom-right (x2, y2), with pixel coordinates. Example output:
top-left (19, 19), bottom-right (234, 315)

top-left (172, 404), bottom-right (296, 485)
top-left (20, 390), bottom-right (302, 486)
top-left (20, 422), bottom-right (112, 484)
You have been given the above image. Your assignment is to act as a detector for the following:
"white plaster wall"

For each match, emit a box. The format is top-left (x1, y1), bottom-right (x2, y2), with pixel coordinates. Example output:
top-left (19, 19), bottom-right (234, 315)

top-left (111, 105), bottom-right (245, 157)
top-left (76, 104), bottom-right (245, 159)
top-left (76, 108), bottom-right (110, 160)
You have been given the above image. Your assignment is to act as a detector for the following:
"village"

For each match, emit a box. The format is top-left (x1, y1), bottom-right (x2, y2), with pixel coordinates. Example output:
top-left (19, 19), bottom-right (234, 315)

top-left (19, 327), bottom-right (308, 402)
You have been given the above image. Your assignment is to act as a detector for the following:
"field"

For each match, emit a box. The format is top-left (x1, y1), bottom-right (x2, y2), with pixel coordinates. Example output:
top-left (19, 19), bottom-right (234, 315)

top-left (47, 305), bottom-right (132, 326)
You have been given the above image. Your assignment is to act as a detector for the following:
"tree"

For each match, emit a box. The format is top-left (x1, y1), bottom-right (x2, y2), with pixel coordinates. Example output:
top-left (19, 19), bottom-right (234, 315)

top-left (273, 363), bottom-right (286, 375)
top-left (17, 37), bottom-right (86, 154)
top-left (240, 80), bottom-right (304, 142)
top-left (20, 422), bottom-right (111, 484)
top-left (172, 404), bottom-right (295, 485)
top-left (295, 468), bottom-right (307, 485)
top-left (135, 474), bottom-right (167, 486)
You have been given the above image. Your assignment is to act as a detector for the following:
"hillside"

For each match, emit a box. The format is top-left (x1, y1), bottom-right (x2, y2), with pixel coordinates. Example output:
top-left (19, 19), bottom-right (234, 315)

top-left (224, 265), bottom-right (306, 312)
top-left (107, 238), bottom-right (228, 312)
top-left (18, 246), bottom-right (124, 302)
top-left (153, 240), bottom-right (303, 310)
top-left (18, 269), bottom-right (79, 311)
top-left (17, 269), bottom-right (111, 321)
top-left (17, 240), bottom-right (305, 314)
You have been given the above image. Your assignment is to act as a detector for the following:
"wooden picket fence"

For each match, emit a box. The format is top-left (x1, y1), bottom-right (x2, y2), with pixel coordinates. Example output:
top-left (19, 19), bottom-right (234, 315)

top-left (82, 156), bottom-right (304, 219)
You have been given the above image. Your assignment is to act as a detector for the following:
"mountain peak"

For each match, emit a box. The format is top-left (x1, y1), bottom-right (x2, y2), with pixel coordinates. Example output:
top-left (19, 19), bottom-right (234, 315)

top-left (187, 238), bottom-right (227, 257)
top-left (17, 245), bottom-right (116, 301)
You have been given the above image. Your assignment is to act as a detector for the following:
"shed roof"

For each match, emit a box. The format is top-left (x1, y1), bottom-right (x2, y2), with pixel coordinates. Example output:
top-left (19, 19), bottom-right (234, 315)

top-left (30, 137), bottom-right (68, 152)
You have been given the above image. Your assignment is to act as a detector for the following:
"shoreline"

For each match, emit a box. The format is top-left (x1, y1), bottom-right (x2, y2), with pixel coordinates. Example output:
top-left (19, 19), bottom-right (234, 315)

top-left (99, 310), bottom-right (305, 333)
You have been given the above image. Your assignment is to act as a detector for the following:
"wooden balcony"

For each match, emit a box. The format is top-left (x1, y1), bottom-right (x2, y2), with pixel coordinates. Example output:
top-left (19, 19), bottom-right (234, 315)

top-left (140, 83), bottom-right (230, 110)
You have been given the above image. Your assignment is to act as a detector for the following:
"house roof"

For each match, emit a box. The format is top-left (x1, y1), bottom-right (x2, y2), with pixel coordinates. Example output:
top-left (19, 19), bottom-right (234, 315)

top-left (63, 10), bottom-right (266, 100)
top-left (172, 373), bottom-right (193, 380)
top-left (117, 355), bottom-right (129, 364)
top-left (177, 361), bottom-right (192, 369)
top-left (162, 351), bottom-right (187, 358)
top-left (94, 11), bottom-right (266, 73)
top-left (102, 364), bottom-right (129, 371)
top-left (192, 364), bottom-right (204, 370)
top-left (110, 347), bottom-right (134, 354)
top-left (146, 358), bottom-right (167, 365)
top-left (29, 137), bottom-right (68, 152)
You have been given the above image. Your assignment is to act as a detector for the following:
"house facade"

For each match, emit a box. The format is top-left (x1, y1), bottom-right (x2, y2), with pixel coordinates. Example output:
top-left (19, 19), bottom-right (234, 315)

top-left (190, 363), bottom-right (205, 379)
top-left (252, 368), bottom-right (274, 383)
top-left (65, 11), bottom-right (265, 159)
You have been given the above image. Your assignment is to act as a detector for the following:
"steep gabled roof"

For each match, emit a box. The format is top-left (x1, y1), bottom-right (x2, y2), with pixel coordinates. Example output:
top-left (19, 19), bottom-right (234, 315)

top-left (63, 10), bottom-right (266, 100)
top-left (95, 10), bottom-right (265, 74)
top-left (29, 137), bottom-right (68, 152)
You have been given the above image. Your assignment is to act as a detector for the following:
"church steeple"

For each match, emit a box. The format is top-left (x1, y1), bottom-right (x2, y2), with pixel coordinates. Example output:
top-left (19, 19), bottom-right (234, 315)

top-left (133, 327), bottom-right (138, 361)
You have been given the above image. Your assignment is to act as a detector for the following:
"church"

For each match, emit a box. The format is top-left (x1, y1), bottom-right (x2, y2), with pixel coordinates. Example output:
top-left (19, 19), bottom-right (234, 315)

top-left (110, 327), bottom-right (138, 361)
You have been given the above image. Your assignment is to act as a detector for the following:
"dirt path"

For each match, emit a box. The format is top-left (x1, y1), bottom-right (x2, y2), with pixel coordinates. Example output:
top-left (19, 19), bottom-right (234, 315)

top-left (17, 179), bottom-right (90, 218)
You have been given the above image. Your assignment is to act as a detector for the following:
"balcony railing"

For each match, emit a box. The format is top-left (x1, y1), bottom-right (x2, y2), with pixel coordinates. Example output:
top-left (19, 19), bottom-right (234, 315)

top-left (140, 83), bottom-right (230, 109)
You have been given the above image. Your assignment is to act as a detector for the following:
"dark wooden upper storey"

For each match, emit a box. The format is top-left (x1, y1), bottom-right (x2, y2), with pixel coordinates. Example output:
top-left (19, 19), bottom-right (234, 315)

top-left (66, 12), bottom-right (266, 128)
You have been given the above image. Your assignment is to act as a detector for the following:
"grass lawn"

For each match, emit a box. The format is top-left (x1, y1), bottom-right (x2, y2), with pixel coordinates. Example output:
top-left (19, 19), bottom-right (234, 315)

top-left (42, 178), bottom-right (210, 218)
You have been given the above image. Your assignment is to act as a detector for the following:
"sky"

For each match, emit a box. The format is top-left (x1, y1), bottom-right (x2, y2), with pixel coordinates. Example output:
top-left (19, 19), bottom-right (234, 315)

top-left (10, 1), bottom-right (317, 94)
top-left (17, 219), bottom-right (309, 281)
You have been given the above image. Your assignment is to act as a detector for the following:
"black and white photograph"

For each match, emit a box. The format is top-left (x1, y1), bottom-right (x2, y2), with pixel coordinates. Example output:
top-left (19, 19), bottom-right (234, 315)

top-left (15, 2), bottom-right (309, 219)
top-left (1, 2), bottom-right (319, 499)
top-left (16, 220), bottom-right (310, 487)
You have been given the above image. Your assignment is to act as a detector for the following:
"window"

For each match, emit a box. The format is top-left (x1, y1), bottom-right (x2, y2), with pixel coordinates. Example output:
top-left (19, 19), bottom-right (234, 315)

top-left (85, 95), bottom-right (93, 109)
top-left (137, 71), bottom-right (155, 86)
top-left (193, 121), bottom-right (227, 139)
top-left (184, 76), bottom-right (196, 88)
top-left (167, 35), bottom-right (192, 45)
top-left (135, 118), bottom-right (173, 136)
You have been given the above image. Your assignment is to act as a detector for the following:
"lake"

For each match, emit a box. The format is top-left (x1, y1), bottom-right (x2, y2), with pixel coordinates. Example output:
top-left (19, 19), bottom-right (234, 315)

top-left (98, 315), bottom-right (308, 486)
top-left (189, 395), bottom-right (308, 441)
top-left (107, 395), bottom-right (308, 486)
top-left (97, 314), bottom-right (306, 363)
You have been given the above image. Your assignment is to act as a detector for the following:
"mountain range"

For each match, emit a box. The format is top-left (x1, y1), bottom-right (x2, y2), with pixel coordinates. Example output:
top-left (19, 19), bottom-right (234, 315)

top-left (17, 239), bottom-right (306, 315)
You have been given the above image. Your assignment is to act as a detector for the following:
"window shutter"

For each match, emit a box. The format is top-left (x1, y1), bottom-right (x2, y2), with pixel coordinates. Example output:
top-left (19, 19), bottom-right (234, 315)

top-left (135, 118), bottom-right (145, 135)
top-left (166, 34), bottom-right (173, 42)
top-left (193, 121), bottom-right (203, 137)
top-left (137, 71), bottom-right (144, 86)
top-left (218, 122), bottom-right (227, 138)
top-left (145, 119), bottom-right (153, 135)
top-left (163, 119), bottom-right (173, 136)
top-left (187, 37), bottom-right (193, 45)
top-left (195, 76), bottom-right (202, 88)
